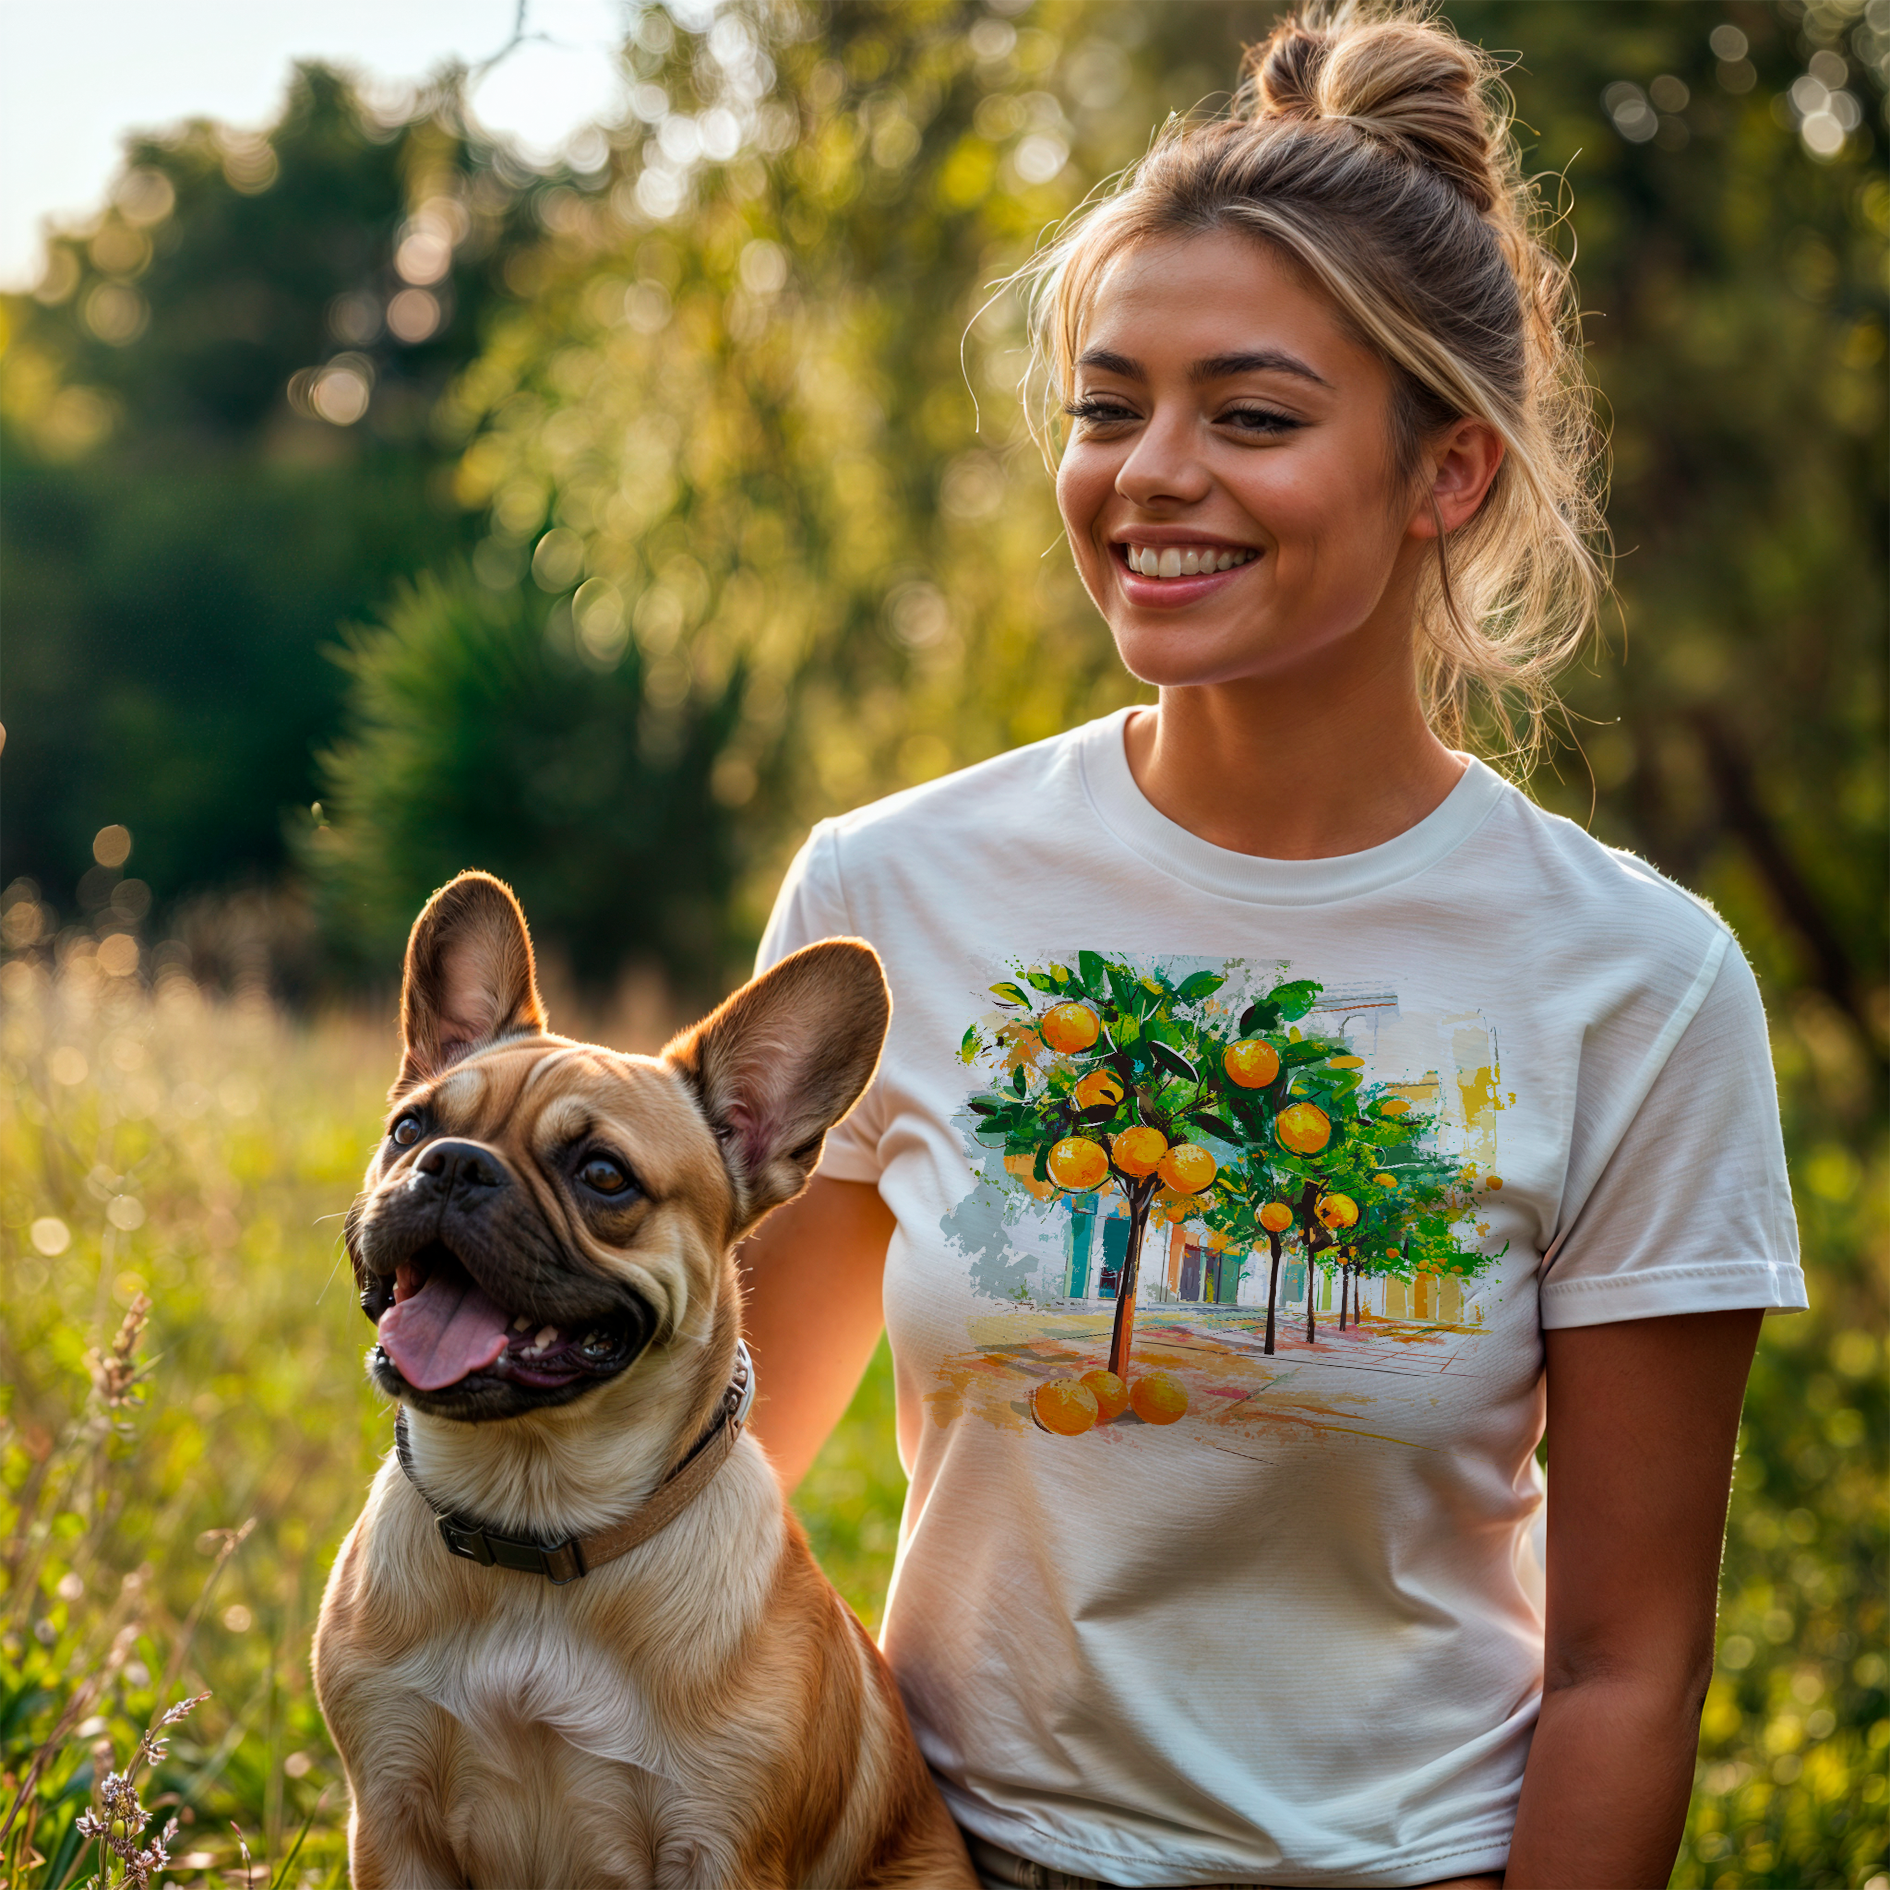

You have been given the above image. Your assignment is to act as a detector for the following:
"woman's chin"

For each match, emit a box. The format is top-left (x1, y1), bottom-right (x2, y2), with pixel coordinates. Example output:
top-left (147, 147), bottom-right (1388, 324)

top-left (1107, 624), bottom-right (1289, 692)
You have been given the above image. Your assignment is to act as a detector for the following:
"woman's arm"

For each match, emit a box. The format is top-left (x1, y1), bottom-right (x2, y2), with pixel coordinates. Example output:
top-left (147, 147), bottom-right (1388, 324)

top-left (736, 1175), bottom-right (896, 1491)
top-left (1504, 1307), bottom-right (1764, 1888)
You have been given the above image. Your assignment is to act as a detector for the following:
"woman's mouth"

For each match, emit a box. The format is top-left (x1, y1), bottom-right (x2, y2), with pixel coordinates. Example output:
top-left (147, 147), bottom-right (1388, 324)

top-left (1111, 540), bottom-right (1261, 605)
top-left (1119, 543), bottom-right (1259, 577)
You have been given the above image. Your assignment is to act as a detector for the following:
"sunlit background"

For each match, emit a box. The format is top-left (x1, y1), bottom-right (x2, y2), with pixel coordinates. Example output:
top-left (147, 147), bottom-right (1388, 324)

top-left (1, 2), bottom-right (1884, 1886)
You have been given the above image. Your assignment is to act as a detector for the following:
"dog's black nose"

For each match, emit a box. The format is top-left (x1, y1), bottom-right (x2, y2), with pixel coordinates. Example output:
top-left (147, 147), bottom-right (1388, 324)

top-left (415, 1140), bottom-right (508, 1193)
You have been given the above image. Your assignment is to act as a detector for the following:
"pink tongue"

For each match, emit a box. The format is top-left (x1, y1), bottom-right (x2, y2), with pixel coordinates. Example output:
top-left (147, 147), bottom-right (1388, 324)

top-left (378, 1270), bottom-right (510, 1391)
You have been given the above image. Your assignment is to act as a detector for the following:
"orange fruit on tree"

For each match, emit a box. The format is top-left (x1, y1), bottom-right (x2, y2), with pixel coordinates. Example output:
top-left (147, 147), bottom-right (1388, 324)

top-left (1315, 1192), bottom-right (1359, 1231)
top-left (1003, 1153), bottom-right (1059, 1202)
top-left (1157, 1143), bottom-right (1217, 1194)
top-left (1376, 1097), bottom-right (1411, 1117)
top-left (1080, 1369), bottom-right (1129, 1423)
top-left (1032, 1379), bottom-right (1099, 1435)
top-left (1041, 1002), bottom-right (1101, 1054)
top-left (1222, 1039), bottom-right (1281, 1089)
top-left (1072, 1069), bottom-right (1124, 1111)
top-left (1046, 1136), bottom-right (1109, 1192)
top-left (1275, 1101), bottom-right (1331, 1155)
top-left (1485, 1175), bottom-right (1504, 1190)
top-left (1129, 1372), bottom-right (1188, 1424)
top-left (1111, 1125), bottom-right (1168, 1176)
top-left (1259, 1200), bottom-right (1294, 1234)
top-left (1161, 1196), bottom-right (1192, 1223)
top-left (1373, 1172), bottom-right (1398, 1190)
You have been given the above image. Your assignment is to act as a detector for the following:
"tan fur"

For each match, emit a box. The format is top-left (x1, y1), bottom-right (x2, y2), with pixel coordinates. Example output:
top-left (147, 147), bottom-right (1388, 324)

top-left (315, 874), bottom-right (971, 1889)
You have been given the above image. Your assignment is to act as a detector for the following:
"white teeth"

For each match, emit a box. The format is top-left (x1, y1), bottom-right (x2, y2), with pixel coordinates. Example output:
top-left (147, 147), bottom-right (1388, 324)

top-left (534, 1325), bottom-right (557, 1348)
top-left (1126, 545), bottom-right (1254, 578)
top-left (512, 1316), bottom-right (531, 1332)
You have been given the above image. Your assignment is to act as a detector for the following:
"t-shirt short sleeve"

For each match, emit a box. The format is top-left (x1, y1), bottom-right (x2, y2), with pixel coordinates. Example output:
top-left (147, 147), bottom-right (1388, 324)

top-left (1539, 934), bottom-right (1806, 1327)
top-left (754, 822), bottom-right (887, 1184)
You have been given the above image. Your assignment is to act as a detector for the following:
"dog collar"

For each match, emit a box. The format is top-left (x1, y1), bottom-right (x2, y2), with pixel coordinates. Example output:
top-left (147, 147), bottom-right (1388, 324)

top-left (393, 1340), bottom-right (755, 1585)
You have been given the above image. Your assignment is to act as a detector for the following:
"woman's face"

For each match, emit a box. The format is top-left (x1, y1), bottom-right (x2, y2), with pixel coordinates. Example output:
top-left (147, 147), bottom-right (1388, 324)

top-left (1055, 229), bottom-right (1462, 692)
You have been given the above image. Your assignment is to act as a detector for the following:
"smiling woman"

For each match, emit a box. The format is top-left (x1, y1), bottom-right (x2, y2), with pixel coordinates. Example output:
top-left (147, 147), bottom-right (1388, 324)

top-left (734, 6), bottom-right (1803, 1890)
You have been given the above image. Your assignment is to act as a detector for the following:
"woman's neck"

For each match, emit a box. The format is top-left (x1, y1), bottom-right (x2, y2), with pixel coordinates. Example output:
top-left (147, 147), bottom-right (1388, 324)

top-left (1124, 660), bottom-right (1467, 862)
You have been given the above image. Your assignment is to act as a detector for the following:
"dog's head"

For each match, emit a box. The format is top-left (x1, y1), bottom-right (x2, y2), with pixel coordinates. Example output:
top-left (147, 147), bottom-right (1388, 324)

top-left (345, 871), bottom-right (889, 1425)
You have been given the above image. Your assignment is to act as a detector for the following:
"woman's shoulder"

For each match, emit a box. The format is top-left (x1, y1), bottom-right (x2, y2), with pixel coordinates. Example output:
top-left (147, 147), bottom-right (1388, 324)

top-left (1477, 769), bottom-right (1736, 967)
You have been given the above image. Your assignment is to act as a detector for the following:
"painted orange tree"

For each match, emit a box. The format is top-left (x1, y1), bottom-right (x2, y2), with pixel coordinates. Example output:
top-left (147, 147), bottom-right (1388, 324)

top-left (964, 951), bottom-right (1240, 1382)
top-left (1211, 1077), bottom-right (1496, 1343)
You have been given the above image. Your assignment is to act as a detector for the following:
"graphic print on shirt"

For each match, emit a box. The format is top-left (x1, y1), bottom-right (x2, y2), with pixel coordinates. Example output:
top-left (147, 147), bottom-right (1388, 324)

top-left (935, 951), bottom-right (1510, 1452)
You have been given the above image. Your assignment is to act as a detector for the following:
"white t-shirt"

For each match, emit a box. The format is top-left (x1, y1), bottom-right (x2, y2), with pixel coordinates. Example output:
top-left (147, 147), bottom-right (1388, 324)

top-left (757, 711), bottom-right (1804, 1889)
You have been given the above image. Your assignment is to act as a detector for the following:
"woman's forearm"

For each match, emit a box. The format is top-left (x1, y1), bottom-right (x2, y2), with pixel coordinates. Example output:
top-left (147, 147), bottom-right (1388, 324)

top-left (1504, 1664), bottom-right (1708, 1886)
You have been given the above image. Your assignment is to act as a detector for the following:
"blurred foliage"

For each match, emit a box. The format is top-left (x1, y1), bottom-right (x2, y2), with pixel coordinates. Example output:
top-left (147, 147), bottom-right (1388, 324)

top-left (0, 65), bottom-right (545, 914)
top-left (310, 576), bottom-right (744, 991)
top-left (1, 0), bottom-right (1885, 1883)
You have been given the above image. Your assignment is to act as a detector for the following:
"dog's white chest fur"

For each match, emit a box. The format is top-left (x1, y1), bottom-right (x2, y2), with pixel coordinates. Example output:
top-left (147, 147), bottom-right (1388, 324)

top-left (404, 1616), bottom-right (669, 1775)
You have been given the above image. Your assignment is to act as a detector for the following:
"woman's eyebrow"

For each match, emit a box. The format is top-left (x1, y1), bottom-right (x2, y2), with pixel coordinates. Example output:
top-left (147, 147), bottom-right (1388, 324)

top-left (1073, 346), bottom-right (1331, 388)
top-left (1193, 349), bottom-right (1331, 387)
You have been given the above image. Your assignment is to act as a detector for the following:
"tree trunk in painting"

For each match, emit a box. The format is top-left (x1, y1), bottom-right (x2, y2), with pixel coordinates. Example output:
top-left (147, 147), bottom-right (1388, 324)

top-left (1339, 1259), bottom-right (1350, 1330)
top-left (1298, 1179), bottom-right (1323, 1345)
top-left (1263, 1231), bottom-right (1284, 1356)
top-left (1106, 1176), bottom-right (1161, 1379)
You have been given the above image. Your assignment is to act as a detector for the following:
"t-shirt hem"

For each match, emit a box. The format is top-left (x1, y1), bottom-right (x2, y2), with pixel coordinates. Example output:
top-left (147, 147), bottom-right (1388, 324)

top-left (1539, 1258), bottom-right (1808, 1327)
top-left (944, 1792), bottom-right (1512, 1889)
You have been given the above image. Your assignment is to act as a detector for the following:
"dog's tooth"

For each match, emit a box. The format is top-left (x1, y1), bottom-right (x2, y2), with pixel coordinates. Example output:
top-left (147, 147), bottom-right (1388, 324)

top-left (534, 1325), bottom-right (557, 1348)
top-left (513, 1316), bottom-right (531, 1332)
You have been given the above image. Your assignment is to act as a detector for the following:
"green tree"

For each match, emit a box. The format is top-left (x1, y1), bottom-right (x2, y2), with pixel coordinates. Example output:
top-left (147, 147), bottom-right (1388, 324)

top-left (0, 65), bottom-right (540, 924)
top-left (964, 952), bottom-right (1239, 1376)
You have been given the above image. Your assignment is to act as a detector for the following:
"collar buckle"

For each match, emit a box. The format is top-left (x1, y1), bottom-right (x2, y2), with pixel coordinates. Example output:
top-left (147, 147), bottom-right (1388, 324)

top-left (437, 1514), bottom-right (586, 1585)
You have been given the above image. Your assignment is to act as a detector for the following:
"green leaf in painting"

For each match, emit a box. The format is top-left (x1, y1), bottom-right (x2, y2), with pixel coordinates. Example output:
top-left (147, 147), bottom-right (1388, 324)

top-left (967, 1095), bottom-right (1002, 1116)
top-left (1177, 970), bottom-right (1226, 1002)
top-left (1239, 1001), bottom-right (1281, 1035)
top-left (959, 1023), bottom-right (981, 1064)
top-left (1190, 1113), bottom-right (1240, 1141)
top-left (1269, 979), bottom-right (1320, 1020)
top-left (1025, 969), bottom-right (1062, 993)
top-left (1033, 1141), bottom-right (1053, 1182)
top-left (988, 981), bottom-right (1032, 1007)
top-left (1010, 1063), bottom-right (1028, 1097)
top-left (1150, 1040), bottom-right (1198, 1082)
top-left (1282, 1039), bottom-right (1330, 1068)
top-left (1078, 950), bottom-right (1105, 990)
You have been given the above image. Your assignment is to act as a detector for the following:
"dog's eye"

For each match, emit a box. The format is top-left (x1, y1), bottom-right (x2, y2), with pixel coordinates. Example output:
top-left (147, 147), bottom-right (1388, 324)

top-left (390, 1115), bottom-right (422, 1147)
top-left (580, 1156), bottom-right (631, 1196)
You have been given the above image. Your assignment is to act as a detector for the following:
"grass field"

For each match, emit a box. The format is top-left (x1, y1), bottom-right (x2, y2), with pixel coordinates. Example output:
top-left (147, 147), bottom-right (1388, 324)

top-left (2, 940), bottom-right (1882, 1888)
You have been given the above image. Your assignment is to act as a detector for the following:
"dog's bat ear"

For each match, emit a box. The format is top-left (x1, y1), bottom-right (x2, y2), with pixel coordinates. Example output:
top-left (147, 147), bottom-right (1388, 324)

top-left (665, 939), bottom-right (891, 1231)
top-left (396, 871), bottom-right (547, 1091)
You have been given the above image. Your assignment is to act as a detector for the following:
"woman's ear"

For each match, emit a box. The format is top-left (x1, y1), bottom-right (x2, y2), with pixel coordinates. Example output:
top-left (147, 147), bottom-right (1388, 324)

top-left (1409, 418), bottom-right (1506, 539)
top-left (396, 871), bottom-right (547, 1091)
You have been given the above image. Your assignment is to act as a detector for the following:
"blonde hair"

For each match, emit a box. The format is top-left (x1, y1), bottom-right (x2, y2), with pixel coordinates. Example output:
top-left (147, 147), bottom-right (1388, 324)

top-left (1020, 0), bottom-right (1607, 762)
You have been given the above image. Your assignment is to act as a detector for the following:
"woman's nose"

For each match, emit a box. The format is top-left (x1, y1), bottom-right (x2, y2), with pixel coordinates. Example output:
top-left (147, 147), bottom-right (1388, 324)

top-left (1114, 409), bottom-right (1212, 509)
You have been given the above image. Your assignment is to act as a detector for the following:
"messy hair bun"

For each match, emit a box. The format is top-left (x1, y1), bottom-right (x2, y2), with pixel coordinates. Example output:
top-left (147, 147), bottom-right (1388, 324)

top-left (1022, 1), bottom-right (1608, 764)
top-left (1241, 12), bottom-right (1509, 215)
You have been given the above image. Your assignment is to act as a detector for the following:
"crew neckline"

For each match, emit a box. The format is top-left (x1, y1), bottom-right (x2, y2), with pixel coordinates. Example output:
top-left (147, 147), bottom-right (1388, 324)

top-left (1077, 709), bottom-right (1509, 909)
